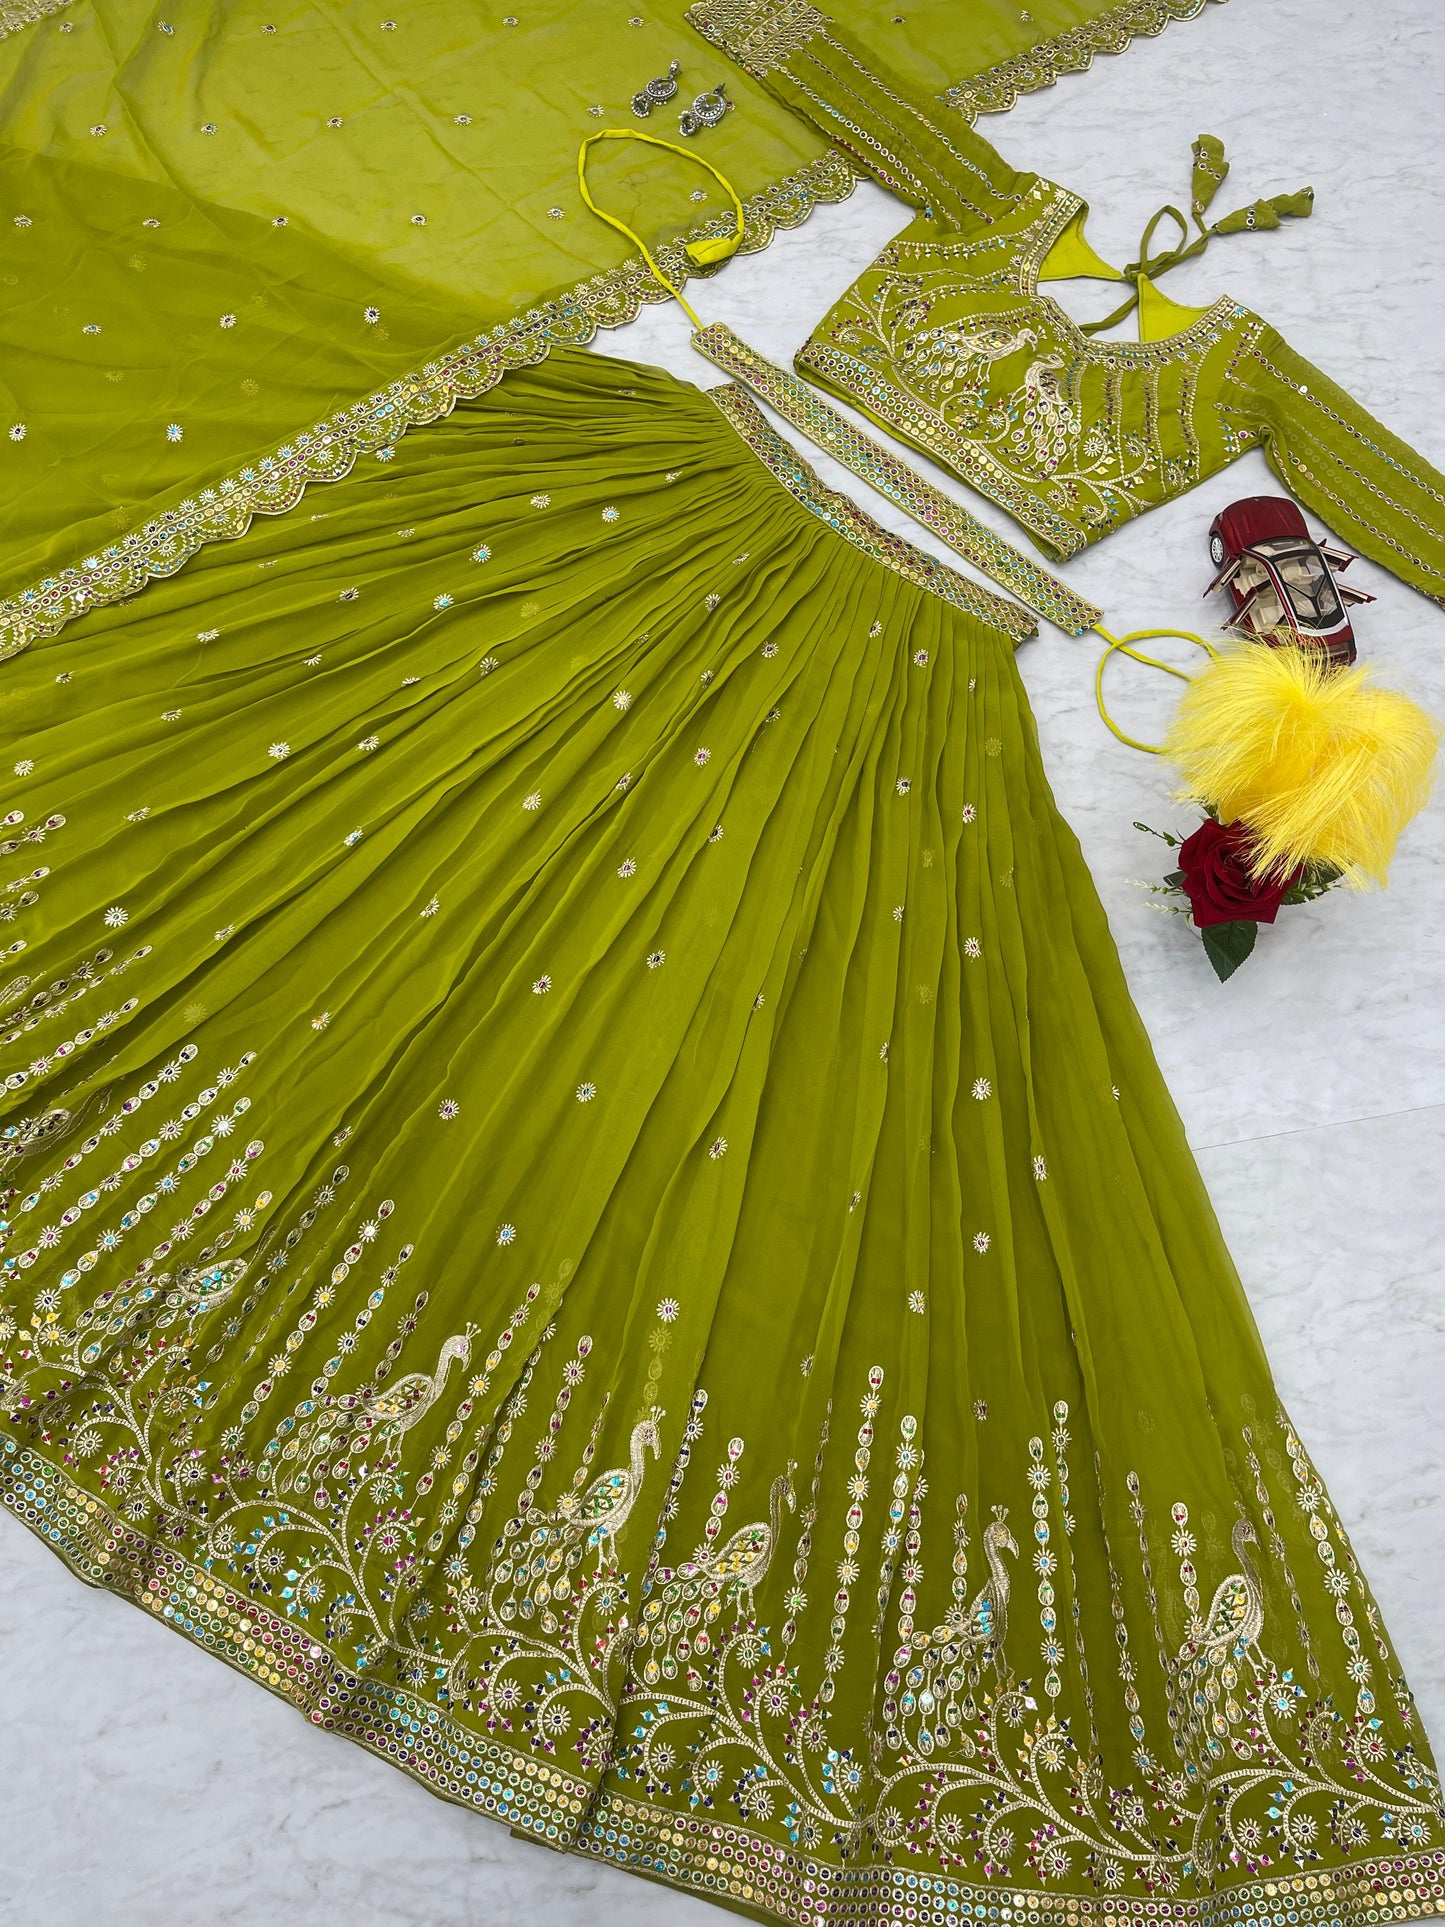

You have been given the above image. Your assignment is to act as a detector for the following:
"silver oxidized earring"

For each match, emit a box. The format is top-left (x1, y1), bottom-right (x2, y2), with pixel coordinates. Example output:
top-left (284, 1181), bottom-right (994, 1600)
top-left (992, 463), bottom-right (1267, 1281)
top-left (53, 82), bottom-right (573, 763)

top-left (679, 82), bottom-right (732, 135)
top-left (631, 59), bottom-right (681, 118)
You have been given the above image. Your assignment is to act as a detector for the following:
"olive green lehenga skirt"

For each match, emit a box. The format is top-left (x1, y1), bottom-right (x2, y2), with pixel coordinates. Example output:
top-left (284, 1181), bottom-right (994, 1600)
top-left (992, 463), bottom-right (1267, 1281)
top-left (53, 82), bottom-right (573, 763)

top-left (0, 347), bottom-right (1438, 1927)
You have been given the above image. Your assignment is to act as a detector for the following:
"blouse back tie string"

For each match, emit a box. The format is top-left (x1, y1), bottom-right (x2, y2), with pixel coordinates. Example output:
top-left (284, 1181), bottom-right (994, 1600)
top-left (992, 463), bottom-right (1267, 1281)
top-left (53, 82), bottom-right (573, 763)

top-left (1092, 626), bottom-right (1224, 754)
top-left (1079, 137), bottom-right (1313, 336)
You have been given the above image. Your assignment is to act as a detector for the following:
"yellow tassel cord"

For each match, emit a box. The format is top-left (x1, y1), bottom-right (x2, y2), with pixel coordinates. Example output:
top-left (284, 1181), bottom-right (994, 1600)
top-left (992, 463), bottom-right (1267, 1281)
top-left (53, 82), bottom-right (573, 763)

top-left (1162, 642), bottom-right (1441, 885)
top-left (1094, 624), bottom-right (1221, 752)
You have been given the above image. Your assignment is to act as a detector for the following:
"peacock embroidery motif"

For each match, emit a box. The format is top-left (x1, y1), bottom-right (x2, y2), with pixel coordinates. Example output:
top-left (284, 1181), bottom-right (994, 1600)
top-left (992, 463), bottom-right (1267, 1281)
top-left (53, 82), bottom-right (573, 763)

top-left (637, 1461), bottom-right (797, 1688)
top-left (343, 1324), bottom-right (477, 1443)
top-left (553, 1406), bottom-right (666, 1568)
top-left (916, 1503), bottom-right (1018, 1667)
top-left (1, 1125), bottom-right (1439, 1909)
top-left (1183, 1516), bottom-right (1266, 1668)
top-left (685, 1460), bottom-right (796, 1601)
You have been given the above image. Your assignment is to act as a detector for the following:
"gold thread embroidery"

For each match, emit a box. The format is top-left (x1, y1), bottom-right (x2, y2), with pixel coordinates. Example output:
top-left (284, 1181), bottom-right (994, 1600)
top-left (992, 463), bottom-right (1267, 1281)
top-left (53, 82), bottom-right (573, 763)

top-left (1, 1076), bottom-right (1439, 1925)
top-left (686, 0), bottom-right (831, 75)
top-left (686, 0), bottom-right (1228, 124)
top-left (798, 334), bottom-right (1089, 558)
top-left (708, 383), bottom-right (1038, 637)
top-left (4, 1421), bottom-right (1441, 1924)
top-left (695, 321), bottom-right (1099, 633)
top-left (0, 153), bottom-right (859, 663)
top-left (0, 0), bottom-right (70, 40)
top-left (796, 176), bottom-right (1247, 560)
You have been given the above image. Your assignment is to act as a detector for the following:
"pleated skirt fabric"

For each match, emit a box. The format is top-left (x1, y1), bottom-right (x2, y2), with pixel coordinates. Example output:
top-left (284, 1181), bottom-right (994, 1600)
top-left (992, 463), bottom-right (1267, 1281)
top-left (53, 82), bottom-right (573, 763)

top-left (0, 346), bottom-right (1437, 1927)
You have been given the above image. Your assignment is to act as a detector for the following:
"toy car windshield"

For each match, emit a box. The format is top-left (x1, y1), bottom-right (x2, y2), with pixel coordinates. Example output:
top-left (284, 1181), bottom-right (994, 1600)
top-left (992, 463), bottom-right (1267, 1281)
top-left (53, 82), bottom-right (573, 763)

top-left (1249, 539), bottom-right (1343, 628)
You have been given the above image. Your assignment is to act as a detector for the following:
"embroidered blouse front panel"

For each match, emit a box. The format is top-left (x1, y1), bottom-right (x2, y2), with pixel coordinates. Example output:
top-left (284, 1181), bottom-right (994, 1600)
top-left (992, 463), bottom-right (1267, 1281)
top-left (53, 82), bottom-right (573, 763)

top-left (691, 0), bottom-right (1445, 601)
top-left (798, 178), bottom-right (1252, 561)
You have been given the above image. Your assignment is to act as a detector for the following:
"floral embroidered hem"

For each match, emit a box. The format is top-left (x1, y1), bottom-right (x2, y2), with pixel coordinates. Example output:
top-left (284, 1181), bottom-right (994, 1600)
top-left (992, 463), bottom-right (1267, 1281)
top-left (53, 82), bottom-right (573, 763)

top-left (0, 347), bottom-right (1438, 1926)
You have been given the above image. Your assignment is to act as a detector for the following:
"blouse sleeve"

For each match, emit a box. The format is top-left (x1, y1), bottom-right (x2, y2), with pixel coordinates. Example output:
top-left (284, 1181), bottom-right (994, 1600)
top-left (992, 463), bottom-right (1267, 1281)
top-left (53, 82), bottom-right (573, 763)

top-left (686, 0), bottom-right (1029, 229)
top-left (1217, 324), bottom-right (1445, 607)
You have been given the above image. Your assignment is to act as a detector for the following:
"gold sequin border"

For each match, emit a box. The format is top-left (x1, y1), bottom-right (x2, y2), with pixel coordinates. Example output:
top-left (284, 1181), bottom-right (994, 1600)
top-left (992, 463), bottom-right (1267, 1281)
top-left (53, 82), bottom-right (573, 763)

top-left (941, 0), bottom-right (1228, 121)
top-left (4, 1436), bottom-right (1444, 1927)
top-left (708, 382), bottom-right (1038, 637)
top-left (0, 0), bottom-right (69, 40)
top-left (695, 320), bottom-right (1100, 634)
top-left (0, 152), bottom-right (860, 663)
top-left (686, 0), bottom-right (1228, 122)
top-left (0, 1434), bottom-right (597, 1837)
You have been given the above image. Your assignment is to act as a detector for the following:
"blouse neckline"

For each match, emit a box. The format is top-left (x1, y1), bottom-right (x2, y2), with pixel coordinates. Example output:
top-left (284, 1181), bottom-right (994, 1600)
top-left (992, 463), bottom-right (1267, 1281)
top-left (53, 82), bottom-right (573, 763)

top-left (1021, 184), bottom-right (1243, 365)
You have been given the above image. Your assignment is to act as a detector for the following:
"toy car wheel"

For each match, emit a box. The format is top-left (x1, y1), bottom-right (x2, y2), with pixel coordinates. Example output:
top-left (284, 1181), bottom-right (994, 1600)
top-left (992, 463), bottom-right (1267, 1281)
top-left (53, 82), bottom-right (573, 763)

top-left (1208, 531), bottom-right (1226, 566)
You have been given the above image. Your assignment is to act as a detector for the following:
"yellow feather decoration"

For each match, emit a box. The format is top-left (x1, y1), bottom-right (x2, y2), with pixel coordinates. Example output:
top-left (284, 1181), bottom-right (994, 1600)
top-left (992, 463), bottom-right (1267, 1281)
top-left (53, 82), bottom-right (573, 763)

top-left (1162, 642), bottom-right (1440, 886)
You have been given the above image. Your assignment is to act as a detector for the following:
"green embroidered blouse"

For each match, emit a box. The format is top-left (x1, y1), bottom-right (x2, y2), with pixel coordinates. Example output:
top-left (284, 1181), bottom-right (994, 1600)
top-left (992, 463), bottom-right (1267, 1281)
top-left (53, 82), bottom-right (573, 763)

top-left (690, 0), bottom-right (1445, 603)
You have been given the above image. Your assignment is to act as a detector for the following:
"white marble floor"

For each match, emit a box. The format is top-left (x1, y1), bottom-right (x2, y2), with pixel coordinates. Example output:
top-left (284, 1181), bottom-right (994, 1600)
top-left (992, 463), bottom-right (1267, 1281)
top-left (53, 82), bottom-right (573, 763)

top-left (2, 1), bottom-right (1443, 1921)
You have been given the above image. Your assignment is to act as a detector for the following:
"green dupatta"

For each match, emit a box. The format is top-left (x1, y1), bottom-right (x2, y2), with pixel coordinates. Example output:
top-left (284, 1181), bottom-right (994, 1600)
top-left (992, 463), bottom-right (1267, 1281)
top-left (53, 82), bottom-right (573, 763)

top-left (0, 0), bottom-right (1223, 619)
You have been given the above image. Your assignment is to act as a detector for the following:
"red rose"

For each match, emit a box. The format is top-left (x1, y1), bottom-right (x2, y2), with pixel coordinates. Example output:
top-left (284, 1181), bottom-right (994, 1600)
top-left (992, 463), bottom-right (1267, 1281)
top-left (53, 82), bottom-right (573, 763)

top-left (1176, 818), bottom-right (1300, 928)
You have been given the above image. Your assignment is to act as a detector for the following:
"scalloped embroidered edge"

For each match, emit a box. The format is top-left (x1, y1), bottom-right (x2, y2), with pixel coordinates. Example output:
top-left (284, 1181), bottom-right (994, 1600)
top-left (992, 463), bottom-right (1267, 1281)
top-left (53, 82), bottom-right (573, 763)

top-left (941, 0), bottom-right (1228, 121)
top-left (0, 0), bottom-right (69, 40)
top-left (0, 150), bottom-right (859, 660)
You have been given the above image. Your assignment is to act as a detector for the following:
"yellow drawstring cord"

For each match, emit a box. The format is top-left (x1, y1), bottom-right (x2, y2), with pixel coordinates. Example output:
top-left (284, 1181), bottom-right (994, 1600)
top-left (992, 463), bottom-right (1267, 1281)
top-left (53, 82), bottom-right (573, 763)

top-left (577, 129), bottom-right (746, 330)
top-left (578, 133), bottom-right (1224, 754)
top-left (1093, 624), bottom-right (1223, 752)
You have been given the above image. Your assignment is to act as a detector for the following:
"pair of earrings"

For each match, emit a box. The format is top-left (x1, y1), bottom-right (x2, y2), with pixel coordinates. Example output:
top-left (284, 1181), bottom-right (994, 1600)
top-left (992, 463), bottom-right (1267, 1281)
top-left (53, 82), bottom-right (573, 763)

top-left (630, 61), bottom-right (732, 136)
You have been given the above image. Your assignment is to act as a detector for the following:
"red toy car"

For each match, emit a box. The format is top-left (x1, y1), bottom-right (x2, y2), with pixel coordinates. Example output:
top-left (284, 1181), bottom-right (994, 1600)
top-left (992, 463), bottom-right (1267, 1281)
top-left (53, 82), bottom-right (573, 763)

top-left (1204, 496), bottom-right (1373, 668)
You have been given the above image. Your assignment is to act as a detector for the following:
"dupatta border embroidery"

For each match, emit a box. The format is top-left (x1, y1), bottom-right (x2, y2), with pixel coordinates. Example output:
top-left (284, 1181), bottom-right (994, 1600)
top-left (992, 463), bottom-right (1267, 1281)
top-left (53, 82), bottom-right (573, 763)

top-left (0, 152), bottom-right (858, 662)
top-left (0, 0), bottom-right (69, 41)
top-left (941, 0), bottom-right (1229, 122)
top-left (685, 0), bottom-right (1228, 122)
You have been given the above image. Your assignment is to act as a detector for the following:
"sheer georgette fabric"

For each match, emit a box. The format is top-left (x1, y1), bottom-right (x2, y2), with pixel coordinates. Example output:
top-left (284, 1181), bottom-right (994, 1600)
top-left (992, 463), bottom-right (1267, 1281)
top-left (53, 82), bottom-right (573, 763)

top-left (690, 0), bottom-right (1445, 599)
top-left (0, 0), bottom-right (1225, 607)
top-left (0, 348), bottom-right (1439, 1926)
